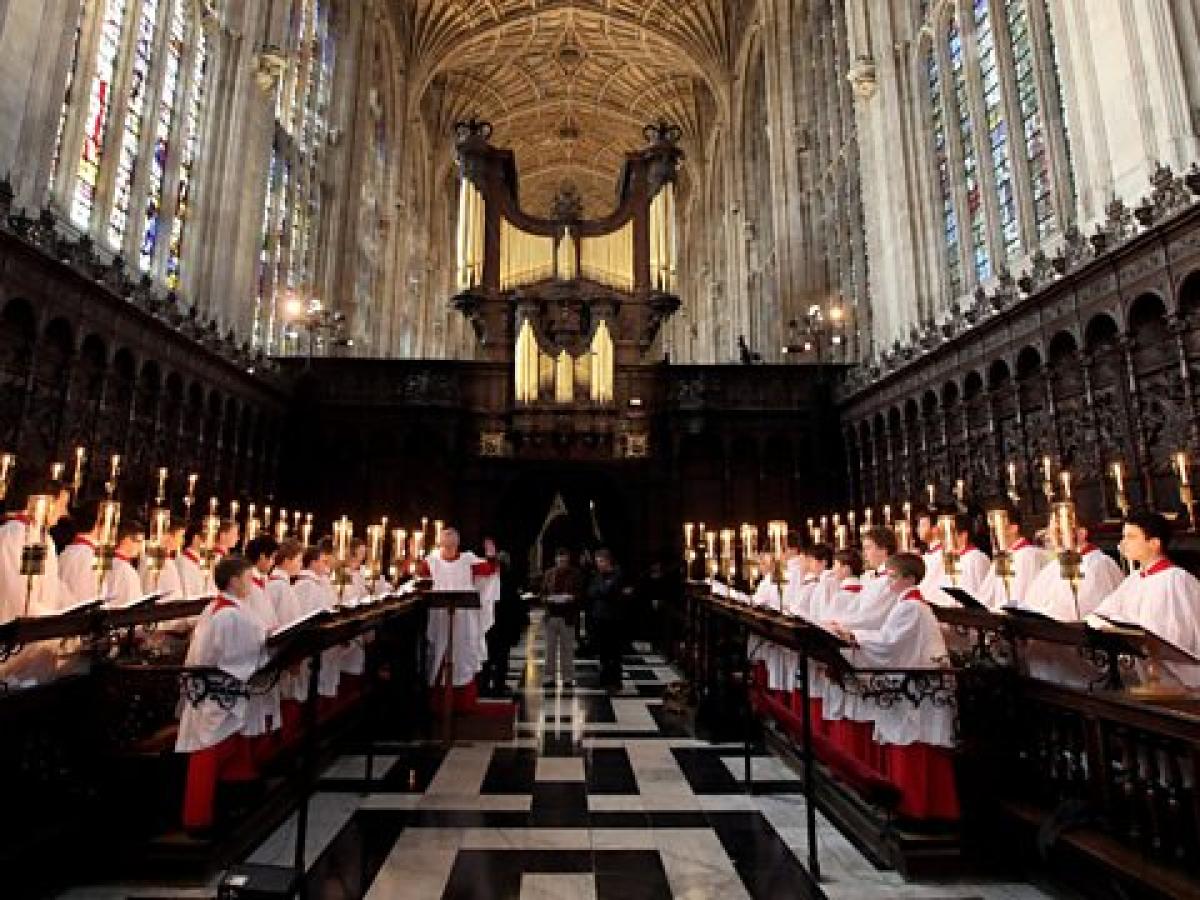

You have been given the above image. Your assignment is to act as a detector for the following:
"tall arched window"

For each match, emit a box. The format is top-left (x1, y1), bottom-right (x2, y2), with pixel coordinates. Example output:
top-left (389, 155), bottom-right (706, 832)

top-left (48, 0), bottom-right (213, 290)
top-left (921, 0), bottom-right (1073, 303)
top-left (926, 47), bottom-right (961, 297)
top-left (254, 0), bottom-right (336, 353)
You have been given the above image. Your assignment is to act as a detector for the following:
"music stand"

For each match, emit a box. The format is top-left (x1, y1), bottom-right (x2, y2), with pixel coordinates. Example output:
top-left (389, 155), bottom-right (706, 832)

top-left (425, 590), bottom-right (481, 745)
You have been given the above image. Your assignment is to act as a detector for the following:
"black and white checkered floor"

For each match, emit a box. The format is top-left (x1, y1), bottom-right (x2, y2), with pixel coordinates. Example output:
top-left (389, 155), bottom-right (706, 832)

top-left (58, 613), bottom-right (1049, 899)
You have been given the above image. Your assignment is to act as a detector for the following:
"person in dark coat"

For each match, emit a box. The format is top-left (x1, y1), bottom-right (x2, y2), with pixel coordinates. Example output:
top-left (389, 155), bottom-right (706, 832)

top-left (482, 548), bottom-right (526, 697)
top-left (587, 547), bottom-right (629, 690)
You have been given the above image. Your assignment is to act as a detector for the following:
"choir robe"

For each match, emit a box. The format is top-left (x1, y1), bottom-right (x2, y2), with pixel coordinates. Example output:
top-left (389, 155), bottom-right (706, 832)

top-left (420, 551), bottom-right (499, 687)
top-left (749, 576), bottom-right (786, 691)
top-left (821, 574), bottom-right (900, 759)
top-left (769, 573), bottom-right (817, 691)
top-left (846, 587), bottom-right (959, 820)
top-left (919, 544), bottom-right (945, 597)
top-left (1093, 559), bottom-right (1200, 688)
top-left (103, 553), bottom-right (144, 607)
top-left (0, 515), bottom-right (66, 684)
top-left (336, 566), bottom-right (373, 676)
top-left (1019, 545), bottom-right (1125, 686)
top-left (58, 535), bottom-right (99, 603)
top-left (265, 569), bottom-right (307, 733)
top-left (985, 540), bottom-right (1052, 609)
top-left (176, 592), bottom-right (268, 830)
top-left (241, 573), bottom-right (281, 737)
top-left (177, 549), bottom-right (213, 598)
top-left (808, 576), bottom-right (863, 733)
top-left (293, 570), bottom-right (342, 697)
top-left (927, 546), bottom-right (992, 608)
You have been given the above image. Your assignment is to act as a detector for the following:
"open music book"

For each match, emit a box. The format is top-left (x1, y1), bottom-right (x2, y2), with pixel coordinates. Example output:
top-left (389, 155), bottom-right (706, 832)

top-left (268, 607), bottom-right (332, 644)
top-left (51, 597), bottom-right (105, 617)
top-left (106, 590), bottom-right (168, 610)
top-left (940, 586), bottom-right (988, 611)
top-left (1088, 613), bottom-right (1200, 665)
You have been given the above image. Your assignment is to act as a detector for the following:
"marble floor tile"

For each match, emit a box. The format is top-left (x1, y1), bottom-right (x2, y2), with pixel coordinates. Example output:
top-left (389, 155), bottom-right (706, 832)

top-left (521, 872), bottom-right (598, 900)
top-left (536, 755), bottom-right (586, 781)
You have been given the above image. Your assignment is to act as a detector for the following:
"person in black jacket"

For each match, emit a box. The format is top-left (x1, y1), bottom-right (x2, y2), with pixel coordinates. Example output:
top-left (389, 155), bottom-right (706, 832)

top-left (587, 547), bottom-right (628, 690)
top-left (482, 548), bottom-right (526, 697)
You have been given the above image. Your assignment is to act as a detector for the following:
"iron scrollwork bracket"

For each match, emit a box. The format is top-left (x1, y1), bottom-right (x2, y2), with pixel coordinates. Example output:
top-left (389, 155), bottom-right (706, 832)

top-left (844, 668), bottom-right (959, 710)
top-left (179, 667), bottom-right (250, 710)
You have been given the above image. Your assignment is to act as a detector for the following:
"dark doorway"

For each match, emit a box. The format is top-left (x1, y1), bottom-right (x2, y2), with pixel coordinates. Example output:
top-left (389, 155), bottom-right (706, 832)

top-left (488, 463), bottom-right (634, 585)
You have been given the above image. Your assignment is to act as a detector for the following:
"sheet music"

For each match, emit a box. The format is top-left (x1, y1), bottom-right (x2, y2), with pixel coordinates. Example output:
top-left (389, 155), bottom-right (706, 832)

top-left (270, 606), bottom-right (329, 639)
top-left (106, 591), bottom-right (168, 610)
top-left (51, 597), bottom-right (105, 617)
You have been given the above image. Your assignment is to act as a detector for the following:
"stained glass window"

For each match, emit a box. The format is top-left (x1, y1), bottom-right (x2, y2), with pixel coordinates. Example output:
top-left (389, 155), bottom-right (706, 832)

top-left (107, 0), bottom-right (159, 249)
top-left (254, 0), bottom-right (336, 352)
top-left (976, 0), bottom-right (1019, 256)
top-left (166, 19), bottom-right (207, 288)
top-left (72, 0), bottom-right (129, 229)
top-left (924, 1), bottom-right (1073, 300)
top-left (1007, 0), bottom-right (1054, 237)
top-left (140, 0), bottom-right (186, 272)
top-left (53, 0), bottom-right (213, 296)
top-left (949, 18), bottom-right (991, 282)
top-left (927, 48), bottom-right (962, 296)
top-left (48, 5), bottom-right (86, 195)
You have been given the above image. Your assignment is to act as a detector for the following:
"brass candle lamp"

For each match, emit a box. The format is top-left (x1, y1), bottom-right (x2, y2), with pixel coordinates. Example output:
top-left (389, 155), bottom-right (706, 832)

top-left (1111, 461), bottom-right (1130, 519)
top-left (20, 492), bottom-right (53, 616)
top-left (937, 513), bottom-right (959, 585)
top-left (1174, 451), bottom-right (1195, 530)
top-left (986, 507), bottom-right (1013, 600)
top-left (1051, 500), bottom-right (1084, 619)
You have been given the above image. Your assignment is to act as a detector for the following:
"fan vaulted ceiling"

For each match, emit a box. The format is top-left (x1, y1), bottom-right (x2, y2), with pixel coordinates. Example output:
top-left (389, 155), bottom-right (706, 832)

top-left (390, 0), bottom-right (755, 215)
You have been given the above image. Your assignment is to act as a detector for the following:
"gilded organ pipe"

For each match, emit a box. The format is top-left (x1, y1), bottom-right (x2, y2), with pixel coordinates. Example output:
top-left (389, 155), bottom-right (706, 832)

top-left (590, 320), bottom-right (614, 405)
top-left (501, 218), bottom-right (555, 289)
top-left (580, 222), bottom-right (634, 292)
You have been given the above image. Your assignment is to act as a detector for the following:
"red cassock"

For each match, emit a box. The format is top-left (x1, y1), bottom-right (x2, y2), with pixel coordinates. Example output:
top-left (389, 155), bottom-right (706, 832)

top-left (177, 594), bottom-right (268, 831)
top-left (847, 587), bottom-right (960, 821)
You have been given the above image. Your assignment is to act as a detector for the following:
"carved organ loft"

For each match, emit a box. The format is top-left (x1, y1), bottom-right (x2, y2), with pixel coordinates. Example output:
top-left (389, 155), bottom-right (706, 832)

top-left (449, 119), bottom-right (683, 457)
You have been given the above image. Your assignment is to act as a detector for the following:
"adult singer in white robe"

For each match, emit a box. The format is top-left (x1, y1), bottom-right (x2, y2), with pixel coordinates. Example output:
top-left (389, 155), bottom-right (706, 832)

top-left (831, 553), bottom-right (960, 821)
top-left (1019, 526), bottom-right (1123, 686)
top-left (0, 478), bottom-right (71, 685)
top-left (176, 556), bottom-right (267, 832)
top-left (1093, 512), bottom-right (1200, 688)
top-left (417, 528), bottom-right (504, 715)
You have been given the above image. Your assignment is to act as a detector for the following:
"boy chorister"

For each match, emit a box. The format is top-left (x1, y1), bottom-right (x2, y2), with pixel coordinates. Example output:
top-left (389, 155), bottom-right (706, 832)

top-left (176, 555), bottom-right (268, 832)
top-left (103, 519), bottom-right (146, 606)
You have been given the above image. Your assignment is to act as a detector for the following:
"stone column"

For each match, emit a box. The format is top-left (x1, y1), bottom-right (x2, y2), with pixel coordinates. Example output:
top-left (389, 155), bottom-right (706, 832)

top-left (1047, 0), bottom-right (1200, 228)
top-left (845, 0), bottom-right (929, 352)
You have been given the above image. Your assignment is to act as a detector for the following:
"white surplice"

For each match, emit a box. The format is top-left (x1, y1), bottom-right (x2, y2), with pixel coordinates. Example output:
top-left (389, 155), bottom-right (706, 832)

top-left (0, 517), bottom-right (66, 684)
top-left (846, 588), bottom-right (954, 748)
top-left (1018, 546), bottom-right (1124, 687)
top-left (985, 541), bottom-right (1052, 610)
top-left (1093, 560), bottom-right (1200, 688)
top-left (240, 573), bottom-right (281, 735)
top-left (103, 555), bottom-right (144, 607)
top-left (424, 551), bottom-right (498, 687)
top-left (58, 537), bottom-right (99, 603)
top-left (175, 593), bottom-right (268, 753)
top-left (293, 570), bottom-right (341, 697)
